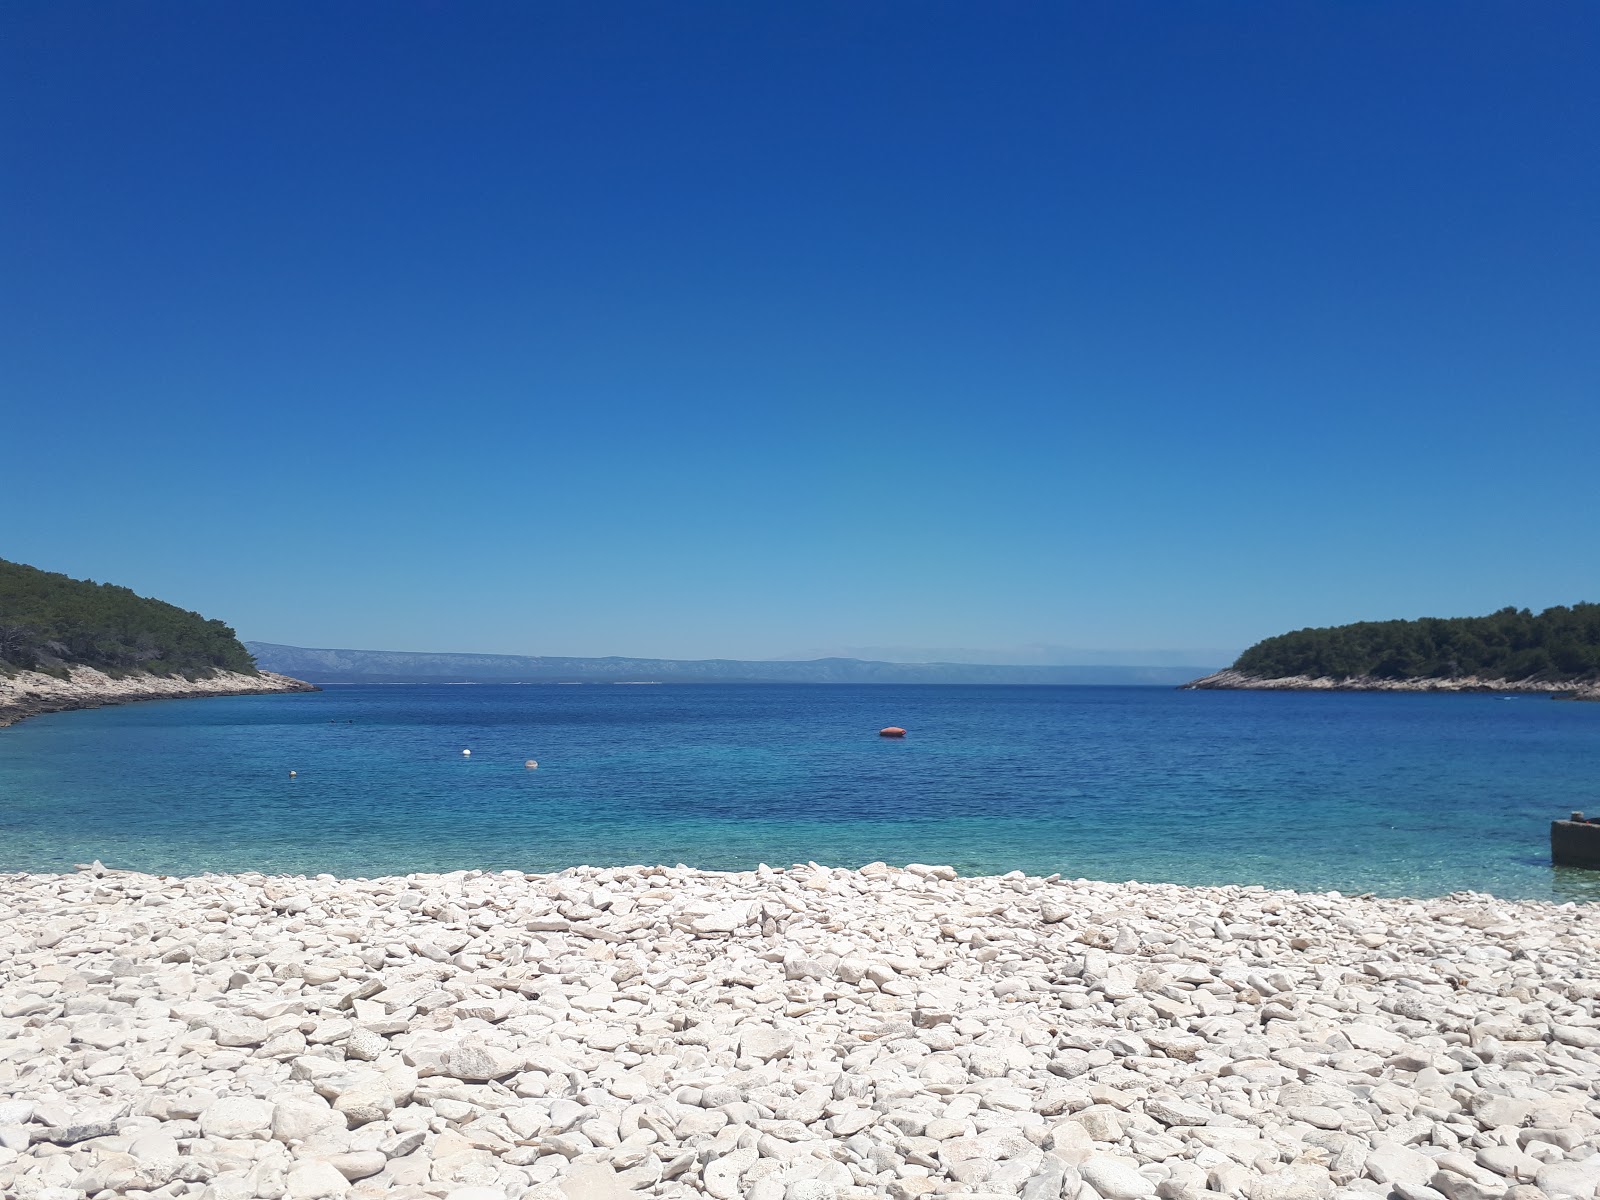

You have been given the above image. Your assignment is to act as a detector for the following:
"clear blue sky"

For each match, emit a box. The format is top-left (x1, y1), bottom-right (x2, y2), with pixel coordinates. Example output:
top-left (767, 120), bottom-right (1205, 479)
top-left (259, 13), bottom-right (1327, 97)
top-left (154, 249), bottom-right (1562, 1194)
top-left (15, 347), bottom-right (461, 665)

top-left (5, 3), bottom-right (1596, 662)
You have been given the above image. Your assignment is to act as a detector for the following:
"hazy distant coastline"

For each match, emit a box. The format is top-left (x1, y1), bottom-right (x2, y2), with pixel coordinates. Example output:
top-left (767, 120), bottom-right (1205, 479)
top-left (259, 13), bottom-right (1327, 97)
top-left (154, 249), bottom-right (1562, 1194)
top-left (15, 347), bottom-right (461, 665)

top-left (775, 643), bottom-right (1242, 668)
top-left (246, 641), bottom-right (1220, 686)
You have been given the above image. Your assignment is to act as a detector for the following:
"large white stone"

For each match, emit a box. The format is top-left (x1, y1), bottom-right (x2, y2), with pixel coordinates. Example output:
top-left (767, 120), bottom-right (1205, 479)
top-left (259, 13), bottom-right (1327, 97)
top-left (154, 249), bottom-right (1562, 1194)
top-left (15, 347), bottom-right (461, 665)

top-left (704, 1147), bottom-right (758, 1199)
top-left (1549, 1025), bottom-right (1600, 1050)
top-left (1537, 1162), bottom-right (1600, 1200)
top-left (1245, 1166), bottom-right (1335, 1200)
top-left (322, 1151), bottom-right (386, 1181)
top-left (1431, 1170), bottom-right (1508, 1200)
top-left (1081, 1154), bottom-right (1157, 1200)
top-left (1366, 1143), bottom-right (1437, 1188)
top-left (200, 1096), bottom-right (275, 1139)
top-left (285, 1159), bottom-right (351, 1199)
top-left (442, 1043), bottom-right (522, 1082)
top-left (1145, 1099), bottom-right (1214, 1128)
top-left (691, 905), bottom-right (751, 935)
top-left (211, 1013), bottom-right (270, 1047)
top-left (738, 1024), bottom-right (793, 1063)
top-left (272, 1096), bottom-right (346, 1142)
top-left (331, 1081), bottom-right (395, 1126)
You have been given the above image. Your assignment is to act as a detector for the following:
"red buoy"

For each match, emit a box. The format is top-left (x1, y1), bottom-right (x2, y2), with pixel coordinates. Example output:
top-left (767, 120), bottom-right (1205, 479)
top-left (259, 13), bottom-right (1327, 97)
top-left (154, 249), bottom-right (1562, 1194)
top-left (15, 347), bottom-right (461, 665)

top-left (879, 726), bottom-right (906, 738)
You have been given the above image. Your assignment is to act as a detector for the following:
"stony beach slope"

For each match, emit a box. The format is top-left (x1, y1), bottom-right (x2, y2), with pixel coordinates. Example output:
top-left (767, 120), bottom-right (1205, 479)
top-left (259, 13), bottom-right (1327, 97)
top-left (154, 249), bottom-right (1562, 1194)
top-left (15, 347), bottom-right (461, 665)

top-left (1, 864), bottom-right (1597, 1200)
top-left (1182, 671), bottom-right (1600, 700)
top-left (0, 667), bottom-right (316, 729)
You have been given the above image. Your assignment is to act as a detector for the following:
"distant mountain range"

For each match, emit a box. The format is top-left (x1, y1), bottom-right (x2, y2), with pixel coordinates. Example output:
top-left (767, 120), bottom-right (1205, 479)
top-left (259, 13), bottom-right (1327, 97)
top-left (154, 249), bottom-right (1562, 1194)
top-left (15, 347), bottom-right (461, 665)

top-left (245, 642), bottom-right (1221, 686)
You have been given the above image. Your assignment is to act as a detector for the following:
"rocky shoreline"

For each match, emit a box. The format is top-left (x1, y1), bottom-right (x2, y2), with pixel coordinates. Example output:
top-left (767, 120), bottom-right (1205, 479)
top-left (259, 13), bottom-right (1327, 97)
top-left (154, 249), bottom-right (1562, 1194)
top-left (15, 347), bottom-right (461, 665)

top-left (0, 667), bottom-right (318, 729)
top-left (1, 863), bottom-right (1596, 1200)
top-left (1181, 671), bottom-right (1600, 700)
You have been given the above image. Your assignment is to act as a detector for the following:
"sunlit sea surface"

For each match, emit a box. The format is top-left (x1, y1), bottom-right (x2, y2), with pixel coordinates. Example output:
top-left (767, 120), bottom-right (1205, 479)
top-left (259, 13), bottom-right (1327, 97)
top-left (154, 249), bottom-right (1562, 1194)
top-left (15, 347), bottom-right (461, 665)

top-left (2, 684), bottom-right (1597, 900)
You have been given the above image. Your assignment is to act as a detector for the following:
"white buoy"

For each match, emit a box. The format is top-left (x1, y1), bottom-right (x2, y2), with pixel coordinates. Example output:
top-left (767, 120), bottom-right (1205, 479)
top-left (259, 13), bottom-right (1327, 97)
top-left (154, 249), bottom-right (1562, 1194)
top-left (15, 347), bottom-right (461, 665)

top-left (289, 770), bottom-right (297, 777)
top-left (462, 749), bottom-right (471, 756)
top-left (525, 759), bottom-right (538, 769)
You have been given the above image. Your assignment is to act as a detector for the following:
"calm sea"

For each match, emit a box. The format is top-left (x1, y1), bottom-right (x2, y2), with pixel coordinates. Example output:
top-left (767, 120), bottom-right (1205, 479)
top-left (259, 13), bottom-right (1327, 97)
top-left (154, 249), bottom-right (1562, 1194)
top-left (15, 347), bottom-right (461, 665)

top-left (2, 684), bottom-right (1597, 900)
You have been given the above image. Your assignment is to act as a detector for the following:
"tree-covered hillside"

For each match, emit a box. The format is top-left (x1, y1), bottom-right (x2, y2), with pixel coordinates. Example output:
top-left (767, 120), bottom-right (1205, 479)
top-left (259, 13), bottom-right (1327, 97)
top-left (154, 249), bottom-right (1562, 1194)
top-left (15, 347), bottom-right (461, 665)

top-left (0, 558), bottom-right (257, 678)
top-left (1235, 605), bottom-right (1600, 682)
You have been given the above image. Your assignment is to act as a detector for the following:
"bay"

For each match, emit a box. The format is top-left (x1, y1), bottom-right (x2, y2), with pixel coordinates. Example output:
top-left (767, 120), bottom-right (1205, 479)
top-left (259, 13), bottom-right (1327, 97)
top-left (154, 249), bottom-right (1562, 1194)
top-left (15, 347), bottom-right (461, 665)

top-left (1, 683), bottom-right (1597, 899)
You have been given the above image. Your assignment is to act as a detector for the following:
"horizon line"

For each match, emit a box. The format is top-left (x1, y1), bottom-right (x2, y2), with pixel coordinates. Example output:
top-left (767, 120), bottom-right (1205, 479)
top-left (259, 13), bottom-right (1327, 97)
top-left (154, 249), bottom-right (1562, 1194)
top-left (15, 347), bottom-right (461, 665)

top-left (243, 639), bottom-right (1230, 669)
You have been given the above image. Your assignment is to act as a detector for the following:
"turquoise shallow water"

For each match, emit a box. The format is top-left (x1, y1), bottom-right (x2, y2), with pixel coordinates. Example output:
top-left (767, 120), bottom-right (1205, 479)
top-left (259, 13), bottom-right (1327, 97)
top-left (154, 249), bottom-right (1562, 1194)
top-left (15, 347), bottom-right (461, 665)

top-left (1, 683), bottom-right (1598, 899)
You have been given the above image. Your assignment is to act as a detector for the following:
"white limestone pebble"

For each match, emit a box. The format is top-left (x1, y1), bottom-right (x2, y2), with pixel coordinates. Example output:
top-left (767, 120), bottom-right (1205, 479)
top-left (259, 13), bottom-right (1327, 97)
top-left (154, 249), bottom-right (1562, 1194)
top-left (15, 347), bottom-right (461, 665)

top-left (199, 1095), bottom-right (275, 1139)
top-left (273, 1095), bottom-right (346, 1142)
top-left (286, 1157), bottom-right (354, 1198)
top-left (1082, 1153), bottom-right (1159, 1199)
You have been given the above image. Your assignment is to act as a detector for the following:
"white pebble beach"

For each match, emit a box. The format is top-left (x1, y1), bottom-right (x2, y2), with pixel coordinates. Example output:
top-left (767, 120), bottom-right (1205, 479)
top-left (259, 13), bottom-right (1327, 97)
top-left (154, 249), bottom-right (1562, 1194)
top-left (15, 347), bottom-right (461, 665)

top-left (1, 863), bottom-right (1596, 1200)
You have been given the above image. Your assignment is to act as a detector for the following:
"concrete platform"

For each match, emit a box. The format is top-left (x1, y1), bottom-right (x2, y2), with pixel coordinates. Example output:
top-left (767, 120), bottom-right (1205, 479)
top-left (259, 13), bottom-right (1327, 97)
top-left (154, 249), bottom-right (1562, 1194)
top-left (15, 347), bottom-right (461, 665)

top-left (1551, 815), bottom-right (1600, 868)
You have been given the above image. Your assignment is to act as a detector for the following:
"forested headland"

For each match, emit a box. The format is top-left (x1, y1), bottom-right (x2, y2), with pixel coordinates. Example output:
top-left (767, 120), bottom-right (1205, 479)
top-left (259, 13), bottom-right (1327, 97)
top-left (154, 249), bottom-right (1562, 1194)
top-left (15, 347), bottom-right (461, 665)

top-left (0, 557), bottom-right (258, 679)
top-left (1232, 605), bottom-right (1600, 683)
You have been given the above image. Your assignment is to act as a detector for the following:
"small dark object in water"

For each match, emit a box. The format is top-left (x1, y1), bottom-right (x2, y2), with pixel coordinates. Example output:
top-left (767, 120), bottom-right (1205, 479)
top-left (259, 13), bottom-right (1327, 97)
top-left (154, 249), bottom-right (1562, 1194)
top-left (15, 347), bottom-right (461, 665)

top-left (879, 726), bottom-right (906, 738)
top-left (1551, 815), bottom-right (1600, 868)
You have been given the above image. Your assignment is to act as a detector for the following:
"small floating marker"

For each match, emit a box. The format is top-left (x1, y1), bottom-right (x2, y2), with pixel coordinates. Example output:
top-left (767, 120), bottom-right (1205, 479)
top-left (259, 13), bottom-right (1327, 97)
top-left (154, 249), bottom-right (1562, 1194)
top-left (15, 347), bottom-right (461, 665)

top-left (462, 749), bottom-right (471, 756)
top-left (879, 726), bottom-right (906, 738)
top-left (525, 759), bottom-right (539, 769)
top-left (289, 770), bottom-right (297, 777)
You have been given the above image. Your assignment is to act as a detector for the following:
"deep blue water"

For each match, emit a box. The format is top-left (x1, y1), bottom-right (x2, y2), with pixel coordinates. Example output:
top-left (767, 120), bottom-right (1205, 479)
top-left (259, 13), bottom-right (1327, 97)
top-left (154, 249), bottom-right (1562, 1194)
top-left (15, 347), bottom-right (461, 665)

top-left (1, 684), bottom-right (1598, 900)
